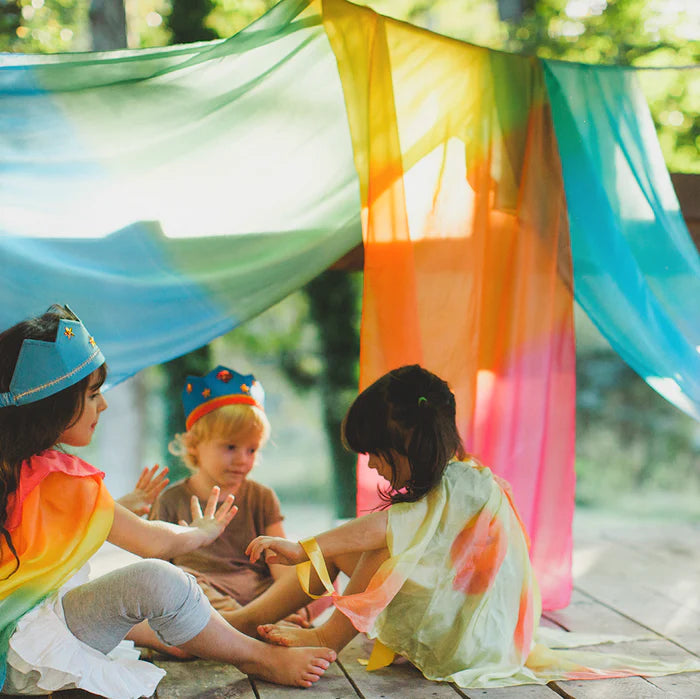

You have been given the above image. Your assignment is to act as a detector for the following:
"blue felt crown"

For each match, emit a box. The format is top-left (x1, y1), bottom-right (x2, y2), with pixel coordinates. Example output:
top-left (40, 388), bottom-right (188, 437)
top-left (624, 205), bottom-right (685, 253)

top-left (183, 365), bottom-right (265, 430)
top-left (0, 315), bottom-right (105, 408)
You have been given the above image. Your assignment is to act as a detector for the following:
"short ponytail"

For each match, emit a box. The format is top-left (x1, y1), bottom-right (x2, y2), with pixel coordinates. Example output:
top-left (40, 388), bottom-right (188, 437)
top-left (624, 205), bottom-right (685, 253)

top-left (342, 365), bottom-right (465, 506)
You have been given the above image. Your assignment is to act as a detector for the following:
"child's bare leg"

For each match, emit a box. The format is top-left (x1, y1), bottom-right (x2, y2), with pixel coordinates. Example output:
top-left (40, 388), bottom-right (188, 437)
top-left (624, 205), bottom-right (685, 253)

top-left (221, 569), bottom-right (312, 636)
top-left (126, 620), bottom-right (192, 659)
top-left (181, 608), bottom-right (336, 688)
top-left (258, 547), bottom-right (390, 653)
top-left (223, 554), bottom-right (358, 636)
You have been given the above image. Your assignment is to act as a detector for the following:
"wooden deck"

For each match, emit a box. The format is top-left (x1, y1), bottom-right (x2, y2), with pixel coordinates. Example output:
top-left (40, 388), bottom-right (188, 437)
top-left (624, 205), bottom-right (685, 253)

top-left (13, 513), bottom-right (700, 698)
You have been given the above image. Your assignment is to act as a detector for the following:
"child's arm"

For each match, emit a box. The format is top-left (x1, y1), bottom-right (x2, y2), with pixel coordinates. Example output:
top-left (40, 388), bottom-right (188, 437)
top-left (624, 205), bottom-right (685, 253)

top-left (108, 486), bottom-right (238, 559)
top-left (263, 521), bottom-right (290, 580)
top-left (247, 511), bottom-right (388, 566)
top-left (116, 464), bottom-right (170, 516)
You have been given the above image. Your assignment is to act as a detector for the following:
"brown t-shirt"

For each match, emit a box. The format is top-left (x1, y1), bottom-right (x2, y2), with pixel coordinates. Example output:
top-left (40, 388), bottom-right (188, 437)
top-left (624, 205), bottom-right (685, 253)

top-left (150, 478), bottom-right (283, 605)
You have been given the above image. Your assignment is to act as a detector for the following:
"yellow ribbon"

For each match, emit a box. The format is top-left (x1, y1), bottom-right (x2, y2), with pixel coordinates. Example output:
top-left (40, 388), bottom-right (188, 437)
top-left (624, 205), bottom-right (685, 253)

top-left (295, 537), bottom-right (396, 671)
top-left (296, 537), bottom-right (335, 599)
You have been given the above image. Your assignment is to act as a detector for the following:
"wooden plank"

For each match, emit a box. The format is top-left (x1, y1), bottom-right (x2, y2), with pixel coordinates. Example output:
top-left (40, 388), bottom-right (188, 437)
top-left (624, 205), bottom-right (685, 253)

top-left (335, 636), bottom-right (561, 698)
top-left (253, 657), bottom-right (358, 698)
top-left (153, 658), bottom-right (254, 698)
top-left (573, 539), bottom-right (700, 616)
top-left (674, 631), bottom-right (700, 656)
top-left (574, 581), bottom-right (698, 643)
top-left (572, 518), bottom-right (700, 613)
top-left (543, 589), bottom-right (657, 638)
top-left (541, 584), bottom-right (700, 698)
top-left (462, 684), bottom-right (563, 698)
top-left (571, 532), bottom-right (700, 642)
top-left (553, 676), bottom-right (674, 698)
top-left (337, 635), bottom-right (461, 698)
top-left (3, 689), bottom-right (151, 698)
top-left (646, 670), bottom-right (700, 697)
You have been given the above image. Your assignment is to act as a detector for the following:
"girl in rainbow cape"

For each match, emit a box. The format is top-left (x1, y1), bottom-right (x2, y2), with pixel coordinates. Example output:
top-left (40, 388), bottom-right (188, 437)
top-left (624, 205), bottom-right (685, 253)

top-left (0, 305), bottom-right (336, 698)
top-left (241, 365), bottom-right (700, 688)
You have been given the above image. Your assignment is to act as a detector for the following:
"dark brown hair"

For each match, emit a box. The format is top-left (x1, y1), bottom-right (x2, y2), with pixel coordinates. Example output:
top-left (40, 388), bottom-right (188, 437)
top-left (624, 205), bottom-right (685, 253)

top-left (0, 304), bottom-right (107, 575)
top-left (342, 364), bottom-right (465, 507)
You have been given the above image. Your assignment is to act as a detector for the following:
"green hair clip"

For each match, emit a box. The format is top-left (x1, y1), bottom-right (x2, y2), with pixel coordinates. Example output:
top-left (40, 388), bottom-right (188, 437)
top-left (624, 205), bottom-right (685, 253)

top-left (418, 396), bottom-right (428, 406)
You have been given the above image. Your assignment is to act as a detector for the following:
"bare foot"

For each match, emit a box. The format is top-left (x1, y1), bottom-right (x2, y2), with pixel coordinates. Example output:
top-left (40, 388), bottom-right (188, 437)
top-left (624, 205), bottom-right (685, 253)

top-left (283, 608), bottom-right (311, 628)
top-left (222, 607), bottom-right (311, 636)
top-left (238, 645), bottom-right (337, 688)
top-left (258, 623), bottom-right (330, 649)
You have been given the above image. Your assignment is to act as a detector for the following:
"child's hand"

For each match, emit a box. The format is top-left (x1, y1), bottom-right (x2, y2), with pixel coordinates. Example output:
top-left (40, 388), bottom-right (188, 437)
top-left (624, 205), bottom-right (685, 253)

top-left (117, 464), bottom-right (170, 516)
top-left (179, 486), bottom-right (238, 546)
top-left (246, 536), bottom-right (306, 566)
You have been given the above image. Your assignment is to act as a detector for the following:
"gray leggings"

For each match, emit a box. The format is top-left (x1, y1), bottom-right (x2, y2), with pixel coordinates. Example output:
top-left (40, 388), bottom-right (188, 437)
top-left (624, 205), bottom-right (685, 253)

top-left (62, 559), bottom-right (211, 654)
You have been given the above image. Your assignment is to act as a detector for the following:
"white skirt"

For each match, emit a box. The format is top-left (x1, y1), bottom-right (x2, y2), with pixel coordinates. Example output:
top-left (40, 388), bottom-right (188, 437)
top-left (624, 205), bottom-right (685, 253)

top-left (4, 564), bottom-right (165, 698)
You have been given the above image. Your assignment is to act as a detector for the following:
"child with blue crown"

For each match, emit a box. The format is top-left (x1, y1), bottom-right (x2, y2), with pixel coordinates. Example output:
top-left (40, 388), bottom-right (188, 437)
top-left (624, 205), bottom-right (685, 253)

top-left (0, 305), bottom-right (335, 698)
top-left (150, 366), bottom-right (312, 627)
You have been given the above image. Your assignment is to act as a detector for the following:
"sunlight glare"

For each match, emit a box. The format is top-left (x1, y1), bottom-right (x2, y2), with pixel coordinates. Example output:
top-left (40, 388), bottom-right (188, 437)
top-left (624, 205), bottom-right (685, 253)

top-left (646, 376), bottom-right (697, 420)
top-left (403, 137), bottom-right (474, 241)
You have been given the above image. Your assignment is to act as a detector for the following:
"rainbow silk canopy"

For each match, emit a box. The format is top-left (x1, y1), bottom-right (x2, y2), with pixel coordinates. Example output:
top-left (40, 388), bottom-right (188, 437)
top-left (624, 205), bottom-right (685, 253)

top-left (0, 0), bottom-right (698, 610)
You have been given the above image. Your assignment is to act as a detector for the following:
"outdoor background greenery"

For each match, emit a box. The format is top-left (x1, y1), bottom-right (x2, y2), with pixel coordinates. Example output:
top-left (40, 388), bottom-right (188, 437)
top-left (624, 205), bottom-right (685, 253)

top-left (2, 0), bottom-right (698, 521)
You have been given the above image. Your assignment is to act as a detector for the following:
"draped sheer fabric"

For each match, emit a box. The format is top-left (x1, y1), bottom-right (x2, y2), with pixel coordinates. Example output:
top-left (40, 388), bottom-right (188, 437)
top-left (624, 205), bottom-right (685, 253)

top-left (323, 0), bottom-right (576, 607)
top-left (1, 0), bottom-right (697, 610)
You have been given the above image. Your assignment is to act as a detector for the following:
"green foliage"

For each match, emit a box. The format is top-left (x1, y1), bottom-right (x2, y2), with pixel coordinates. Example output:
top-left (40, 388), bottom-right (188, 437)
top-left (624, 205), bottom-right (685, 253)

top-left (221, 289), bottom-right (322, 391)
top-left (162, 346), bottom-right (212, 481)
top-left (573, 307), bottom-right (700, 515)
top-left (166, 0), bottom-right (217, 43)
top-left (0, 0), bottom-right (21, 42)
top-left (502, 0), bottom-right (699, 173)
top-left (215, 273), bottom-right (363, 518)
top-left (304, 271), bottom-right (362, 518)
top-left (207, 0), bottom-right (277, 39)
top-left (0, 0), bottom-right (90, 52)
top-left (576, 352), bottom-right (700, 500)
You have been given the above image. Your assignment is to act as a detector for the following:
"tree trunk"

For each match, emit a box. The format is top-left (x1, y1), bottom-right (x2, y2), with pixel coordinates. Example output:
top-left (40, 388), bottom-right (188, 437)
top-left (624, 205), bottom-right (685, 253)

top-left (89, 0), bottom-right (126, 51)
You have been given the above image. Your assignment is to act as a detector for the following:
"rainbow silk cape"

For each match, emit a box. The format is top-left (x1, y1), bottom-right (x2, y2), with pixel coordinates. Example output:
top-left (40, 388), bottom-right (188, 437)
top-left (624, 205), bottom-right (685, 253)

top-left (1, 0), bottom-right (698, 610)
top-left (0, 450), bottom-right (114, 686)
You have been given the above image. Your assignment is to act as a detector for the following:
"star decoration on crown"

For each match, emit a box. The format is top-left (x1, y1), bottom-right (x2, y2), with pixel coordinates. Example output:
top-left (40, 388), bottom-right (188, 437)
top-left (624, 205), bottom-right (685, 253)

top-left (181, 366), bottom-right (264, 430)
top-left (64, 327), bottom-right (75, 339)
